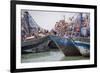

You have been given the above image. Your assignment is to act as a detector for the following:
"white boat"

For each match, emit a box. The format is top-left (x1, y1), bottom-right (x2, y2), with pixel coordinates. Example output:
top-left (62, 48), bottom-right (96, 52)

top-left (74, 41), bottom-right (90, 57)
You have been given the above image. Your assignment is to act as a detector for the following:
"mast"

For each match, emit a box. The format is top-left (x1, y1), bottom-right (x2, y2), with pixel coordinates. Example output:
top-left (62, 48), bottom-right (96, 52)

top-left (63, 15), bottom-right (65, 21)
top-left (80, 13), bottom-right (83, 36)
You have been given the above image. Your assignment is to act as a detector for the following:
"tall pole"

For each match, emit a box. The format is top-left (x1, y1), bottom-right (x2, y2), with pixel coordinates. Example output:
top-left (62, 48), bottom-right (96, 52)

top-left (80, 13), bottom-right (83, 36)
top-left (63, 15), bottom-right (65, 21)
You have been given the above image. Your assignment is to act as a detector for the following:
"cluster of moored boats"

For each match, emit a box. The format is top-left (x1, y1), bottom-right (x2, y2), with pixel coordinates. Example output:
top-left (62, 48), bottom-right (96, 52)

top-left (22, 35), bottom-right (90, 57)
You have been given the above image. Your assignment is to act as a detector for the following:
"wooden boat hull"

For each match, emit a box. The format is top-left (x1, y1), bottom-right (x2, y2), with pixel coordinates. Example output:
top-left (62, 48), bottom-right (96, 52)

top-left (22, 36), bottom-right (50, 53)
top-left (48, 36), bottom-right (81, 56)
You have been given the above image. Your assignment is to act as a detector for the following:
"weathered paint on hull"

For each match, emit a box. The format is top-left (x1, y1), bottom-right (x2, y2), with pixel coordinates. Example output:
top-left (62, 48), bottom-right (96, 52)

top-left (49, 36), bottom-right (81, 56)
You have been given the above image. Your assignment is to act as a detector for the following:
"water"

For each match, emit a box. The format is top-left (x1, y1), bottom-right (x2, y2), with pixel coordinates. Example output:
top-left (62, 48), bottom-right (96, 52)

top-left (21, 50), bottom-right (89, 63)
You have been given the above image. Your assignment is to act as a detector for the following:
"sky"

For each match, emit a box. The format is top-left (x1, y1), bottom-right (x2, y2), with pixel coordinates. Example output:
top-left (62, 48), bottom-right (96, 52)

top-left (28, 10), bottom-right (80, 31)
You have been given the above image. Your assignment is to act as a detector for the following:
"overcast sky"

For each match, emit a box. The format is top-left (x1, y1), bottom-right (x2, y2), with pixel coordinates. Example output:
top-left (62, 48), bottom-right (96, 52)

top-left (24, 10), bottom-right (82, 31)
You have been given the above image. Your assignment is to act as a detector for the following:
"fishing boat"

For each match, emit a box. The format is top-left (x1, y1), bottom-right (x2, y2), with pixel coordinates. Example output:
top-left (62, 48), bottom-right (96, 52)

top-left (48, 35), bottom-right (82, 56)
top-left (21, 36), bottom-right (50, 54)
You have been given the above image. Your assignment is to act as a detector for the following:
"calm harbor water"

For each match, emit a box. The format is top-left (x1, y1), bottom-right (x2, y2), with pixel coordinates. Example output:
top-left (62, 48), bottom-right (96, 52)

top-left (21, 50), bottom-right (89, 63)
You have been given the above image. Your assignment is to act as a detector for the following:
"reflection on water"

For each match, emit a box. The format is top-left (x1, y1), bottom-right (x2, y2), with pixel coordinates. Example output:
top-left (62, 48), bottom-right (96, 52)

top-left (21, 50), bottom-right (89, 63)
